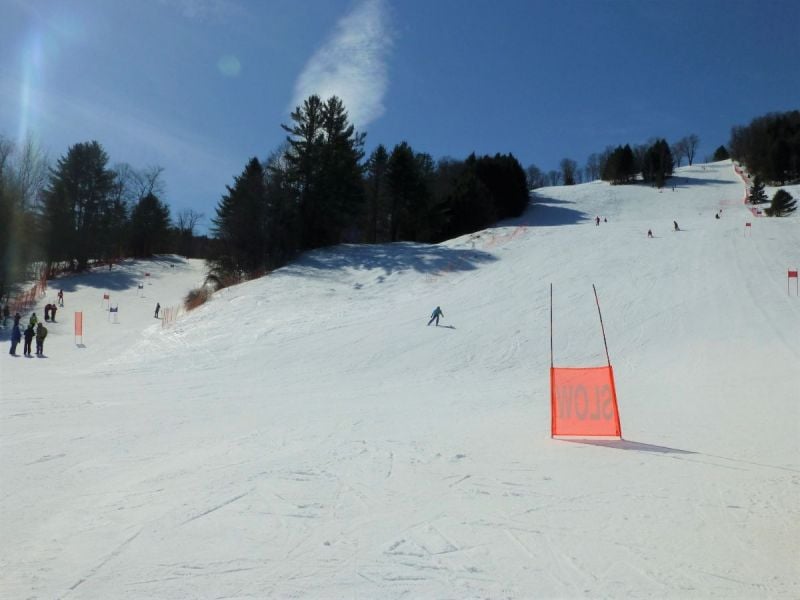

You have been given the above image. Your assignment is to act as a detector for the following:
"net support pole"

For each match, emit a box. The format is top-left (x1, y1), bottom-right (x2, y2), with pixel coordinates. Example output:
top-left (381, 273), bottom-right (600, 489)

top-left (592, 284), bottom-right (612, 367)
top-left (549, 283), bottom-right (555, 437)
top-left (549, 283), bottom-right (554, 368)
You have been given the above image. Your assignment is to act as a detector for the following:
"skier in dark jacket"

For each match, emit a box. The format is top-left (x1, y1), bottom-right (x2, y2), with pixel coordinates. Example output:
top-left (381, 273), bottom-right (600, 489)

top-left (50, 304), bottom-right (57, 322)
top-left (9, 322), bottom-right (21, 355)
top-left (23, 324), bottom-right (35, 356)
top-left (673, 220), bottom-right (680, 231)
top-left (154, 302), bottom-right (160, 318)
top-left (427, 306), bottom-right (444, 326)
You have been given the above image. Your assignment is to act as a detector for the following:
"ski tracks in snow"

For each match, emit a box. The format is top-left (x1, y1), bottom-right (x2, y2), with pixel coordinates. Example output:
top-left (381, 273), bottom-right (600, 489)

top-left (60, 528), bottom-right (143, 598)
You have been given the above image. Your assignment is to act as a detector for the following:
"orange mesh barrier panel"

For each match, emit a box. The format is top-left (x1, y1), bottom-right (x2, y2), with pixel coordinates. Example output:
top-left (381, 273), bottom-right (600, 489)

top-left (74, 312), bottom-right (83, 336)
top-left (551, 366), bottom-right (622, 437)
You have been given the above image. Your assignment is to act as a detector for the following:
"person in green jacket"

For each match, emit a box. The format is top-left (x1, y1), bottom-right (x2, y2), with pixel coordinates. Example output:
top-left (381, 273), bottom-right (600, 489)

top-left (427, 306), bottom-right (444, 326)
top-left (35, 322), bottom-right (47, 356)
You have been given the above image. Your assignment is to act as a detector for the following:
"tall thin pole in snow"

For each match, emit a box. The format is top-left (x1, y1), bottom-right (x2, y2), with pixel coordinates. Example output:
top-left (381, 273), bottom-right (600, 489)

top-left (593, 284), bottom-right (611, 366)
top-left (549, 283), bottom-right (554, 368)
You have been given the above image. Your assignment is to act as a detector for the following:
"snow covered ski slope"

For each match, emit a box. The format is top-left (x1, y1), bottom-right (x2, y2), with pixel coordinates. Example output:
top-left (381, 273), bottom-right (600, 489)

top-left (1, 161), bottom-right (798, 598)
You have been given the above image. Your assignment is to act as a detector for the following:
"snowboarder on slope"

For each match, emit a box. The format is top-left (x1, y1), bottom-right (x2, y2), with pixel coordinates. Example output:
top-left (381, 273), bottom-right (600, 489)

top-left (595, 216), bottom-right (600, 226)
top-left (673, 220), bottom-right (680, 231)
top-left (647, 229), bottom-right (653, 238)
top-left (154, 302), bottom-right (160, 318)
top-left (428, 306), bottom-right (444, 326)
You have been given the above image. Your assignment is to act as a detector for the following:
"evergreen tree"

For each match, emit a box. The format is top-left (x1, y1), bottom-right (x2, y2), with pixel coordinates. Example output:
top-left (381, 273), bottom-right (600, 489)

top-left (429, 158), bottom-right (466, 240)
top-left (386, 142), bottom-right (426, 241)
top-left (442, 154), bottom-right (495, 239)
top-left (601, 145), bottom-right (635, 184)
top-left (364, 145), bottom-right (389, 243)
top-left (641, 139), bottom-right (673, 187)
top-left (263, 147), bottom-right (300, 269)
top-left (282, 95), bottom-right (324, 249)
top-left (765, 189), bottom-right (796, 216)
top-left (40, 141), bottom-right (115, 269)
top-left (317, 96), bottom-right (365, 245)
top-left (729, 111), bottom-right (800, 184)
top-left (281, 95), bottom-right (365, 248)
top-left (129, 193), bottom-right (171, 257)
top-left (712, 145), bottom-right (730, 161)
top-left (211, 158), bottom-right (268, 274)
top-left (474, 153), bottom-right (529, 218)
top-left (749, 176), bottom-right (768, 205)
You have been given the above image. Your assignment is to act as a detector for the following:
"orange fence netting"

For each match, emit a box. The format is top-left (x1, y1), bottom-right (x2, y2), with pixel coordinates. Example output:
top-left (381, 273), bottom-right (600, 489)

top-left (550, 365), bottom-right (622, 437)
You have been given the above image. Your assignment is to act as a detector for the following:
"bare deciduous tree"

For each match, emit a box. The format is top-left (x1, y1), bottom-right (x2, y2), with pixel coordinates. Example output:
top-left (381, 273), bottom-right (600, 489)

top-left (559, 158), bottom-right (578, 185)
top-left (177, 208), bottom-right (203, 233)
top-left (686, 134), bottom-right (699, 165)
top-left (0, 136), bottom-right (14, 177)
top-left (137, 165), bottom-right (166, 199)
top-left (671, 139), bottom-right (689, 168)
top-left (585, 153), bottom-right (600, 181)
top-left (112, 163), bottom-right (166, 205)
top-left (525, 164), bottom-right (545, 189)
top-left (176, 208), bottom-right (204, 257)
top-left (0, 137), bottom-right (49, 209)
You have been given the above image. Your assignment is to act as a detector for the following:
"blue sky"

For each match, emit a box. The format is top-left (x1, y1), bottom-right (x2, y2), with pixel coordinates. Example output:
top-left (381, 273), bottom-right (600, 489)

top-left (1, 0), bottom-right (798, 232)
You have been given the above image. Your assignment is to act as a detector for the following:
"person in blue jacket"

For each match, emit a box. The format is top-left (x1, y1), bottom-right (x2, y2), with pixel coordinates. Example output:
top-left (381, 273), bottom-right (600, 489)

top-left (9, 322), bottom-right (21, 355)
top-left (427, 306), bottom-right (444, 326)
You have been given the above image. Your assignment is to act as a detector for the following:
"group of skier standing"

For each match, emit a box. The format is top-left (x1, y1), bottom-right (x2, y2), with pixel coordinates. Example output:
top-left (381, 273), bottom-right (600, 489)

top-left (7, 312), bottom-right (48, 357)
top-left (5, 289), bottom-right (61, 358)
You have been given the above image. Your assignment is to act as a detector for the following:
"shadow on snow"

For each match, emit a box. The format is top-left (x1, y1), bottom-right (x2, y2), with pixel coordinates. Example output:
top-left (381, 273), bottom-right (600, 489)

top-left (562, 439), bottom-right (696, 454)
top-left (522, 194), bottom-right (590, 227)
top-left (281, 243), bottom-right (498, 278)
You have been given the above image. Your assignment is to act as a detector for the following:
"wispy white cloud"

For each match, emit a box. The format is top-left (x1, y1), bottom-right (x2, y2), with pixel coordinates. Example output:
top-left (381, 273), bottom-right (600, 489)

top-left (157, 0), bottom-right (243, 22)
top-left (291, 0), bottom-right (393, 128)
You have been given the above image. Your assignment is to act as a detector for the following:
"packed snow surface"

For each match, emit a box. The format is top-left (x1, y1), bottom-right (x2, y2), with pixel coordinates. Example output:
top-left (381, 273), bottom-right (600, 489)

top-left (1, 161), bottom-right (799, 598)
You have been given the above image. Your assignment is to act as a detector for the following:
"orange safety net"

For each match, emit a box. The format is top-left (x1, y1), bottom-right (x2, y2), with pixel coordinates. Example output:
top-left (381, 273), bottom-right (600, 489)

top-left (74, 312), bottom-right (83, 337)
top-left (550, 366), bottom-right (622, 437)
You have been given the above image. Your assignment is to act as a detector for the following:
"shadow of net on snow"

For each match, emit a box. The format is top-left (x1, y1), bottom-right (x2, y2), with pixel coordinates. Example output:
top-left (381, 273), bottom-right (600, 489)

top-left (562, 439), bottom-right (696, 454)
